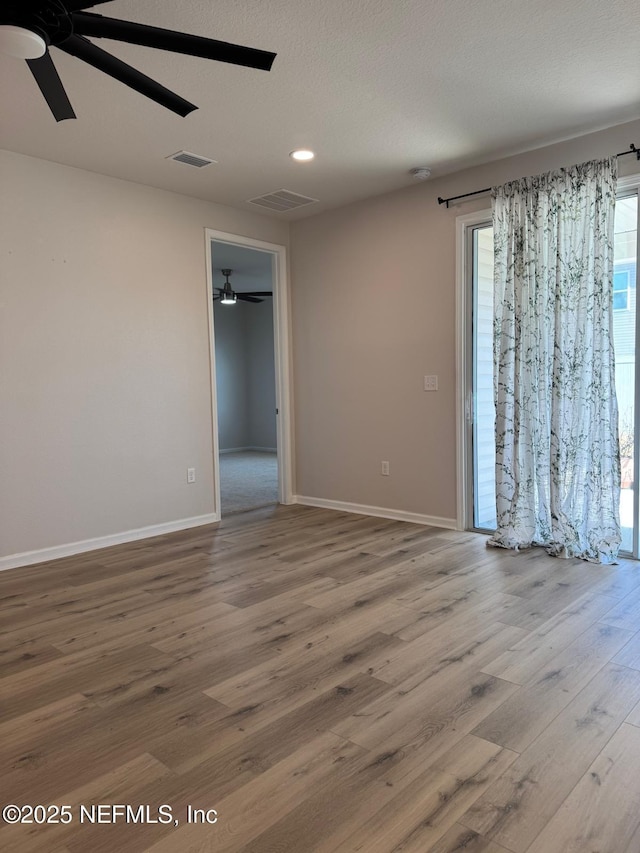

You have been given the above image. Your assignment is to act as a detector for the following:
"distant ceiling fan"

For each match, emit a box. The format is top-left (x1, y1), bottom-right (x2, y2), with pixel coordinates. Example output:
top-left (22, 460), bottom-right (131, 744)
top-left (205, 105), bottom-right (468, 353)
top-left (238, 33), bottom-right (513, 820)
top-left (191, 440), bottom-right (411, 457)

top-left (0, 0), bottom-right (276, 121)
top-left (214, 269), bottom-right (272, 305)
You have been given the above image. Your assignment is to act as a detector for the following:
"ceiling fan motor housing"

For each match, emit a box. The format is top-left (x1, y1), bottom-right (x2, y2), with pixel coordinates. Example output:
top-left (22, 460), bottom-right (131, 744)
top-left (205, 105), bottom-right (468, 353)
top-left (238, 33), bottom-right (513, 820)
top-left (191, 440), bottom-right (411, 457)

top-left (2, 1), bottom-right (73, 48)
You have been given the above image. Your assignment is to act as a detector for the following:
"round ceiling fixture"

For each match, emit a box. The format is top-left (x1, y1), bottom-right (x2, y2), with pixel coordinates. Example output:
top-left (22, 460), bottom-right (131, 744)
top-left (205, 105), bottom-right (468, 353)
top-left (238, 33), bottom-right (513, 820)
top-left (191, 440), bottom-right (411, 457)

top-left (410, 167), bottom-right (432, 180)
top-left (290, 149), bottom-right (315, 162)
top-left (0, 25), bottom-right (46, 59)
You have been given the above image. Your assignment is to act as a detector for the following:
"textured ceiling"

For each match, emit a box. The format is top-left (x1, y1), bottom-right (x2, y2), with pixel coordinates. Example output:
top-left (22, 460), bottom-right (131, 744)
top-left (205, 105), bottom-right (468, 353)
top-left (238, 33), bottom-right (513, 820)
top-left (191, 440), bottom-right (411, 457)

top-left (2, 0), bottom-right (639, 219)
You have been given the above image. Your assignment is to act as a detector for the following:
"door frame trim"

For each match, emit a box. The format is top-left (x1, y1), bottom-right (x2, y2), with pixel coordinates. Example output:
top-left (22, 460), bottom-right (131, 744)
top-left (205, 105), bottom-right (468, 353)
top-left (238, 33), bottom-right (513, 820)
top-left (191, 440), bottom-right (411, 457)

top-left (455, 208), bottom-right (492, 531)
top-left (617, 175), bottom-right (640, 557)
top-left (204, 229), bottom-right (293, 519)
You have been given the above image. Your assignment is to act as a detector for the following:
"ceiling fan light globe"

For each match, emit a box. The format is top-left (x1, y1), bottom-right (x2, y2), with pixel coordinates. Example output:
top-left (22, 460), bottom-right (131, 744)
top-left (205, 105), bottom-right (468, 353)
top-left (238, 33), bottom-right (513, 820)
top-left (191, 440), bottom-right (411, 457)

top-left (221, 294), bottom-right (237, 304)
top-left (0, 25), bottom-right (46, 59)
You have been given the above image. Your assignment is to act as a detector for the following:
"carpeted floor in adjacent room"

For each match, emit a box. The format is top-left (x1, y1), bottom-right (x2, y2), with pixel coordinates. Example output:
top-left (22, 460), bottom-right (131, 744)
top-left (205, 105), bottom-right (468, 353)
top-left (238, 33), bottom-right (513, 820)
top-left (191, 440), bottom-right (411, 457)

top-left (219, 450), bottom-right (278, 515)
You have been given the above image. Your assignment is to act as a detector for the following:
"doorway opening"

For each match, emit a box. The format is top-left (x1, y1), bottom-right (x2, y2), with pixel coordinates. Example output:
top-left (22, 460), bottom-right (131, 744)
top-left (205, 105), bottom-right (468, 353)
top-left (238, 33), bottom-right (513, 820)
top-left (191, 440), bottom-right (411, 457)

top-left (205, 231), bottom-right (292, 519)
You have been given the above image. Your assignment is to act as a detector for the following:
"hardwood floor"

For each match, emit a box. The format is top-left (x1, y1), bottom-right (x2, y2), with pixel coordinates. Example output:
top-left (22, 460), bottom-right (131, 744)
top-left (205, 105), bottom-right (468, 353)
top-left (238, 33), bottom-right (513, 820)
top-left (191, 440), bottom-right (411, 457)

top-left (1, 504), bottom-right (640, 852)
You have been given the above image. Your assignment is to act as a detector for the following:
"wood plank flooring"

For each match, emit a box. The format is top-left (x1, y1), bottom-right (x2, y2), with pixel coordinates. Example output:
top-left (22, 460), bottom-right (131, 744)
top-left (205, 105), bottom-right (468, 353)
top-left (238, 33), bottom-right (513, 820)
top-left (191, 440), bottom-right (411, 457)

top-left (2, 505), bottom-right (640, 852)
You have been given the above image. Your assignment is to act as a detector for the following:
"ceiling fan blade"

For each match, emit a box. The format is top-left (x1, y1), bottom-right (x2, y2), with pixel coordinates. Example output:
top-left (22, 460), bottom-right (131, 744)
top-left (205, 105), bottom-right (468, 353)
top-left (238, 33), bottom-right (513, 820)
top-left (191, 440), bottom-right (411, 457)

top-left (57, 34), bottom-right (197, 116)
top-left (71, 12), bottom-right (276, 71)
top-left (237, 294), bottom-right (263, 303)
top-left (242, 291), bottom-right (273, 296)
top-left (26, 53), bottom-right (76, 121)
top-left (64, 1), bottom-right (116, 11)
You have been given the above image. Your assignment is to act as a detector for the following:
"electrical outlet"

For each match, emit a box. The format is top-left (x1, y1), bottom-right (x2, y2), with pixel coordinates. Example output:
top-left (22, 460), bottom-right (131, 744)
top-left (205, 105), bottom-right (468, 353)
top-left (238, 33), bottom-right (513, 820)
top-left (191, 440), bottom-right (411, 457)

top-left (187, 467), bottom-right (196, 484)
top-left (424, 375), bottom-right (438, 392)
top-left (381, 460), bottom-right (390, 476)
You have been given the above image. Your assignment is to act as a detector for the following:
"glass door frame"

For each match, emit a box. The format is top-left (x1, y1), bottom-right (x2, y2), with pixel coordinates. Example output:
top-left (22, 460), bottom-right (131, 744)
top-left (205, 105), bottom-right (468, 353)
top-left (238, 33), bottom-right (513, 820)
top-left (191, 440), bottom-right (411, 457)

top-left (617, 176), bottom-right (640, 557)
top-left (456, 208), bottom-right (493, 534)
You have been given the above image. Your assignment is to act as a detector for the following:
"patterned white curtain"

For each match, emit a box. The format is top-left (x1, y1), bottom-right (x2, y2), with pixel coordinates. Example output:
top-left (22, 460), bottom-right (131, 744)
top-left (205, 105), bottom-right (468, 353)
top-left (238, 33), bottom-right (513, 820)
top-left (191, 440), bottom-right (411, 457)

top-left (488, 158), bottom-right (621, 563)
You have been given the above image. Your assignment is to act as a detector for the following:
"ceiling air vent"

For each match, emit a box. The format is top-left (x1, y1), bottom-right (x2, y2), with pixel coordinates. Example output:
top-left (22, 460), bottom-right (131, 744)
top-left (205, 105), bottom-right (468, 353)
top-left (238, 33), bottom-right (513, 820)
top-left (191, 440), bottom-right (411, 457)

top-left (247, 189), bottom-right (318, 212)
top-left (166, 150), bottom-right (216, 168)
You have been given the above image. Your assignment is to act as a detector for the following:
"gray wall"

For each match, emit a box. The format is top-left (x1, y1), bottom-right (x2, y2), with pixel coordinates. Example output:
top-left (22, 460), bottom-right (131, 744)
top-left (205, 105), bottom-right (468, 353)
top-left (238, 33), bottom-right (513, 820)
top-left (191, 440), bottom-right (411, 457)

top-left (0, 149), bottom-right (288, 560)
top-left (247, 301), bottom-right (277, 449)
top-left (3, 116), bottom-right (640, 562)
top-left (213, 300), bottom-right (250, 450)
top-left (214, 299), bottom-right (276, 451)
top-left (290, 118), bottom-right (640, 523)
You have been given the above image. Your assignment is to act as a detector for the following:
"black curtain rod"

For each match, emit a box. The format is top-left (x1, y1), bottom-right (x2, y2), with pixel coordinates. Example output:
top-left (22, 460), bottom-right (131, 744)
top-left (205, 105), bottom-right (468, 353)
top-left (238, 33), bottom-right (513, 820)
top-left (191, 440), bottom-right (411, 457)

top-left (437, 143), bottom-right (640, 208)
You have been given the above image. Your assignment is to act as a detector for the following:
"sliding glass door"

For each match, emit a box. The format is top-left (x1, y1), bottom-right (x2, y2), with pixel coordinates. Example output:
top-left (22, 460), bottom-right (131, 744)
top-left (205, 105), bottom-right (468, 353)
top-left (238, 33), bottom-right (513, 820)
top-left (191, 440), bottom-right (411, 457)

top-left (466, 188), bottom-right (640, 554)
top-left (469, 223), bottom-right (496, 530)
top-left (614, 193), bottom-right (638, 552)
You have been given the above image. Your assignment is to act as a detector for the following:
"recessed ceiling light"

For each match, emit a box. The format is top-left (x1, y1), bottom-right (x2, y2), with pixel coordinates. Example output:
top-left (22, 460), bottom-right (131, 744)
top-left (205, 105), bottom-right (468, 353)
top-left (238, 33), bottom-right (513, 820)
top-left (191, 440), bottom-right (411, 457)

top-left (290, 149), bottom-right (315, 162)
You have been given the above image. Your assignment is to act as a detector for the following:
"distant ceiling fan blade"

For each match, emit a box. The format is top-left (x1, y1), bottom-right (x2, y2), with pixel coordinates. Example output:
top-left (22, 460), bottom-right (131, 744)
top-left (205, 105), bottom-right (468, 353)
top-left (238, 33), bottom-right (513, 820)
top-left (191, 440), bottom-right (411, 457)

top-left (26, 53), bottom-right (76, 121)
top-left (57, 34), bottom-right (197, 116)
top-left (237, 294), bottom-right (263, 303)
top-left (71, 12), bottom-right (277, 71)
top-left (242, 291), bottom-right (273, 296)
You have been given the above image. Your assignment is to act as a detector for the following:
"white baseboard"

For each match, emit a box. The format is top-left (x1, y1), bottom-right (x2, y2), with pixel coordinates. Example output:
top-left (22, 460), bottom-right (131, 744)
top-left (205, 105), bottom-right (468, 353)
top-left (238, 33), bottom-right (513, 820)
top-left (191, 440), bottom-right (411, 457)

top-left (293, 495), bottom-right (457, 530)
top-left (0, 513), bottom-right (219, 572)
top-left (219, 446), bottom-right (277, 455)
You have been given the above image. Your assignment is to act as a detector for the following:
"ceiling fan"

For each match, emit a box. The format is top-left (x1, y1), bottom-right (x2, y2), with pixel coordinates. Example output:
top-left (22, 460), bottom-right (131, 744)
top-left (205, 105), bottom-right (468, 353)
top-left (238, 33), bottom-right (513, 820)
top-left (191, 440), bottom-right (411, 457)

top-left (0, 0), bottom-right (276, 121)
top-left (214, 269), bottom-right (272, 305)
